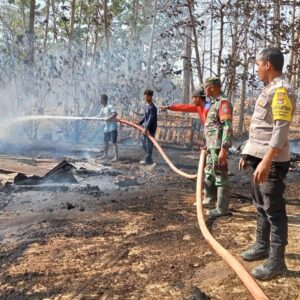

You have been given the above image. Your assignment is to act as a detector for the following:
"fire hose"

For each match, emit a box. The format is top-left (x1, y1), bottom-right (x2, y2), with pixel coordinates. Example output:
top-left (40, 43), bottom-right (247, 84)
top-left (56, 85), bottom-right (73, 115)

top-left (117, 118), bottom-right (197, 179)
top-left (119, 118), bottom-right (269, 299)
top-left (17, 115), bottom-right (269, 299)
top-left (196, 150), bottom-right (269, 300)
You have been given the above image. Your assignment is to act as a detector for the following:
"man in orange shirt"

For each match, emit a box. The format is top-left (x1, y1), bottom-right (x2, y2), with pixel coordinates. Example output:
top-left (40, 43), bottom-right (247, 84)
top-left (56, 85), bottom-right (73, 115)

top-left (160, 88), bottom-right (210, 123)
top-left (162, 80), bottom-right (233, 219)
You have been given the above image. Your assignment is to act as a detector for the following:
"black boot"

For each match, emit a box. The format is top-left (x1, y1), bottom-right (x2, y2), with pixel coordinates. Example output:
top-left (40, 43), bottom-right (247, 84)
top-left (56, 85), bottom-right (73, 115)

top-left (241, 243), bottom-right (269, 261)
top-left (241, 212), bottom-right (270, 261)
top-left (251, 245), bottom-right (287, 280)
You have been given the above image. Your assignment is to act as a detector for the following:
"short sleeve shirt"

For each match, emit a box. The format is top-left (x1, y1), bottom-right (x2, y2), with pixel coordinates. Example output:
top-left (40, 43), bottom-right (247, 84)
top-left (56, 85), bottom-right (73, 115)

top-left (99, 104), bottom-right (118, 132)
top-left (242, 75), bottom-right (296, 161)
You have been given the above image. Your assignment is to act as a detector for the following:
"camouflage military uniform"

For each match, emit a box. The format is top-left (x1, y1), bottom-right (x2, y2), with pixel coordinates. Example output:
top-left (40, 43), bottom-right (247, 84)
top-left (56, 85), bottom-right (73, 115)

top-left (203, 95), bottom-right (233, 214)
top-left (242, 75), bottom-right (296, 249)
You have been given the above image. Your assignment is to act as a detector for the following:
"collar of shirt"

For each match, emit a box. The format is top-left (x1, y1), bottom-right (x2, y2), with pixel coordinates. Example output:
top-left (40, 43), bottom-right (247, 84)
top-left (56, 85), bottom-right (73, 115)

top-left (209, 93), bottom-right (225, 103)
top-left (268, 75), bottom-right (285, 88)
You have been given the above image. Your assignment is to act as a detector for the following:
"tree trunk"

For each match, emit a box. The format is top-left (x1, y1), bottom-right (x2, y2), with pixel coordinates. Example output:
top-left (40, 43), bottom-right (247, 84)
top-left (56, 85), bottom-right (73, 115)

top-left (146, 0), bottom-right (158, 85)
top-left (237, 5), bottom-right (250, 135)
top-left (69, 0), bottom-right (76, 46)
top-left (43, 0), bottom-right (50, 52)
top-left (131, 0), bottom-right (139, 39)
top-left (238, 54), bottom-right (248, 135)
top-left (187, 0), bottom-right (203, 85)
top-left (20, 0), bottom-right (26, 32)
top-left (92, 0), bottom-right (100, 61)
top-left (102, 0), bottom-right (111, 80)
top-left (183, 27), bottom-right (192, 103)
top-left (288, 0), bottom-right (296, 82)
top-left (227, 1), bottom-right (239, 101)
top-left (209, 0), bottom-right (213, 76)
top-left (191, 71), bottom-right (195, 93)
top-left (264, 0), bottom-right (268, 48)
top-left (103, 0), bottom-right (110, 48)
top-left (273, 0), bottom-right (281, 47)
top-left (127, 0), bottom-right (141, 75)
top-left (217, 3), bottom-right (224, 77)
top-left (51, 0), bottom-right (58, 42)
top-left (28, 0), bottom-right (35, 64)
top-left (295, 31), bottom-right (300, 87)
top-left (78, 0), bottom-right (83, 32)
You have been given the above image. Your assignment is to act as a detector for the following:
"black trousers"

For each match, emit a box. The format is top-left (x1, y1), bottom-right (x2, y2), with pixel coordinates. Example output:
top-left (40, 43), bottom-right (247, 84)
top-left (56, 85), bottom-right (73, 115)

top-left (246, 155), bottom-right (290, 247)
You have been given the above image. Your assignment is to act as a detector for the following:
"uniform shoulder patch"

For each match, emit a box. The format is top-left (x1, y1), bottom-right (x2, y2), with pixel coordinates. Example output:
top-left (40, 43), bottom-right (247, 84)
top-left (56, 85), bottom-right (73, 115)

top-left (219, 100), bottom-right (232, 121)
top-left (271, 87), bottom-right (292, 121)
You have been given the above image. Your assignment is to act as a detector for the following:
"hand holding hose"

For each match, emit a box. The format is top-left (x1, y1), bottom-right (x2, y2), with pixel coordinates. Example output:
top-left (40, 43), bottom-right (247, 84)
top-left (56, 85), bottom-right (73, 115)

top-left (160, 106), bottom-right (170, 112)
top-left (142, 128), bottom-right (149, 135)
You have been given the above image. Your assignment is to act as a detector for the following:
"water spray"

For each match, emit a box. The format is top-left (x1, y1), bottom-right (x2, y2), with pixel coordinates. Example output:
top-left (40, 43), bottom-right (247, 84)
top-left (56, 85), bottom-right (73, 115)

top-left (7, 115), bottom-right (198, 179)
top-left (9, 115), bottom-right (106, 123)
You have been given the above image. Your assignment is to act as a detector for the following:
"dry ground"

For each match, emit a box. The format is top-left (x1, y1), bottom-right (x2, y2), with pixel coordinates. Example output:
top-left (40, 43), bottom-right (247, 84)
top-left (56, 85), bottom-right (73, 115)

top-left (0, 144), bottom-right (299, 300)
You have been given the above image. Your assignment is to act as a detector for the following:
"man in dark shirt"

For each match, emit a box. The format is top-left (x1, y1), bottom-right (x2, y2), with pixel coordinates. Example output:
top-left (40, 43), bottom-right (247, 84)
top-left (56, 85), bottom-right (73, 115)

top-left (138, 89), bottom-right (157, 165)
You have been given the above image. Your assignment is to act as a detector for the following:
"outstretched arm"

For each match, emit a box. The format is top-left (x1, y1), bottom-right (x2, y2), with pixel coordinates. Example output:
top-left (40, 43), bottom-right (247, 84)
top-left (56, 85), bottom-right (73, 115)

top-left (160, 105), bottom-right (170, 112)
top-left (169, 104), bottom-right (198, 113)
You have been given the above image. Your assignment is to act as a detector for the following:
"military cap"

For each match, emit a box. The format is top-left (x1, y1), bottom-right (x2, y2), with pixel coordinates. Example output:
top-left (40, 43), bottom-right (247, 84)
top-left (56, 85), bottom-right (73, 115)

top-left (192, 87), bottom-right (206, 97)
top-left (144, 89), bottom-right (154, 96)
top-left (205, 77), bottom-right (221, 87)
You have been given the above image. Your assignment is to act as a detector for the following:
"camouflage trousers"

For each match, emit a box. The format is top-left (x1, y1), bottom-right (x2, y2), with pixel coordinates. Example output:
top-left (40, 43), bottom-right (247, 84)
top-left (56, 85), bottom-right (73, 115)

top-left (203, 149), bottom-right (230, 213)
top-left (204, 149), bottom-right (229, 186)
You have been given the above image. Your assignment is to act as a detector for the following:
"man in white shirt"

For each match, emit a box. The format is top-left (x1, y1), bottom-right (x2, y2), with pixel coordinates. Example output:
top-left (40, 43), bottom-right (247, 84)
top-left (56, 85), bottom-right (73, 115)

top-left (98, 94), bottom-right (118, 161)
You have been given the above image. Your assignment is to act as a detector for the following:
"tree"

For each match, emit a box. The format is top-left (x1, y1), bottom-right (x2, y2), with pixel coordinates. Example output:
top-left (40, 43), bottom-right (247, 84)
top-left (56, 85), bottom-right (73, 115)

top-left (182, 26), bottom-right (192, 102)
top-left (43, 0), bottom-right (50, 52)
top-left (28, 0), bottom-right (35, 64)
top-left (187, 0), bottom-right (203, 85)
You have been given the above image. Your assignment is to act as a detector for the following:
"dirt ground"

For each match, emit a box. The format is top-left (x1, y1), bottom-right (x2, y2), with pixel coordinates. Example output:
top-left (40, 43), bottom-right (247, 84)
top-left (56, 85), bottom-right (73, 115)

top-left (0, 141), bottom-right (299, 300)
